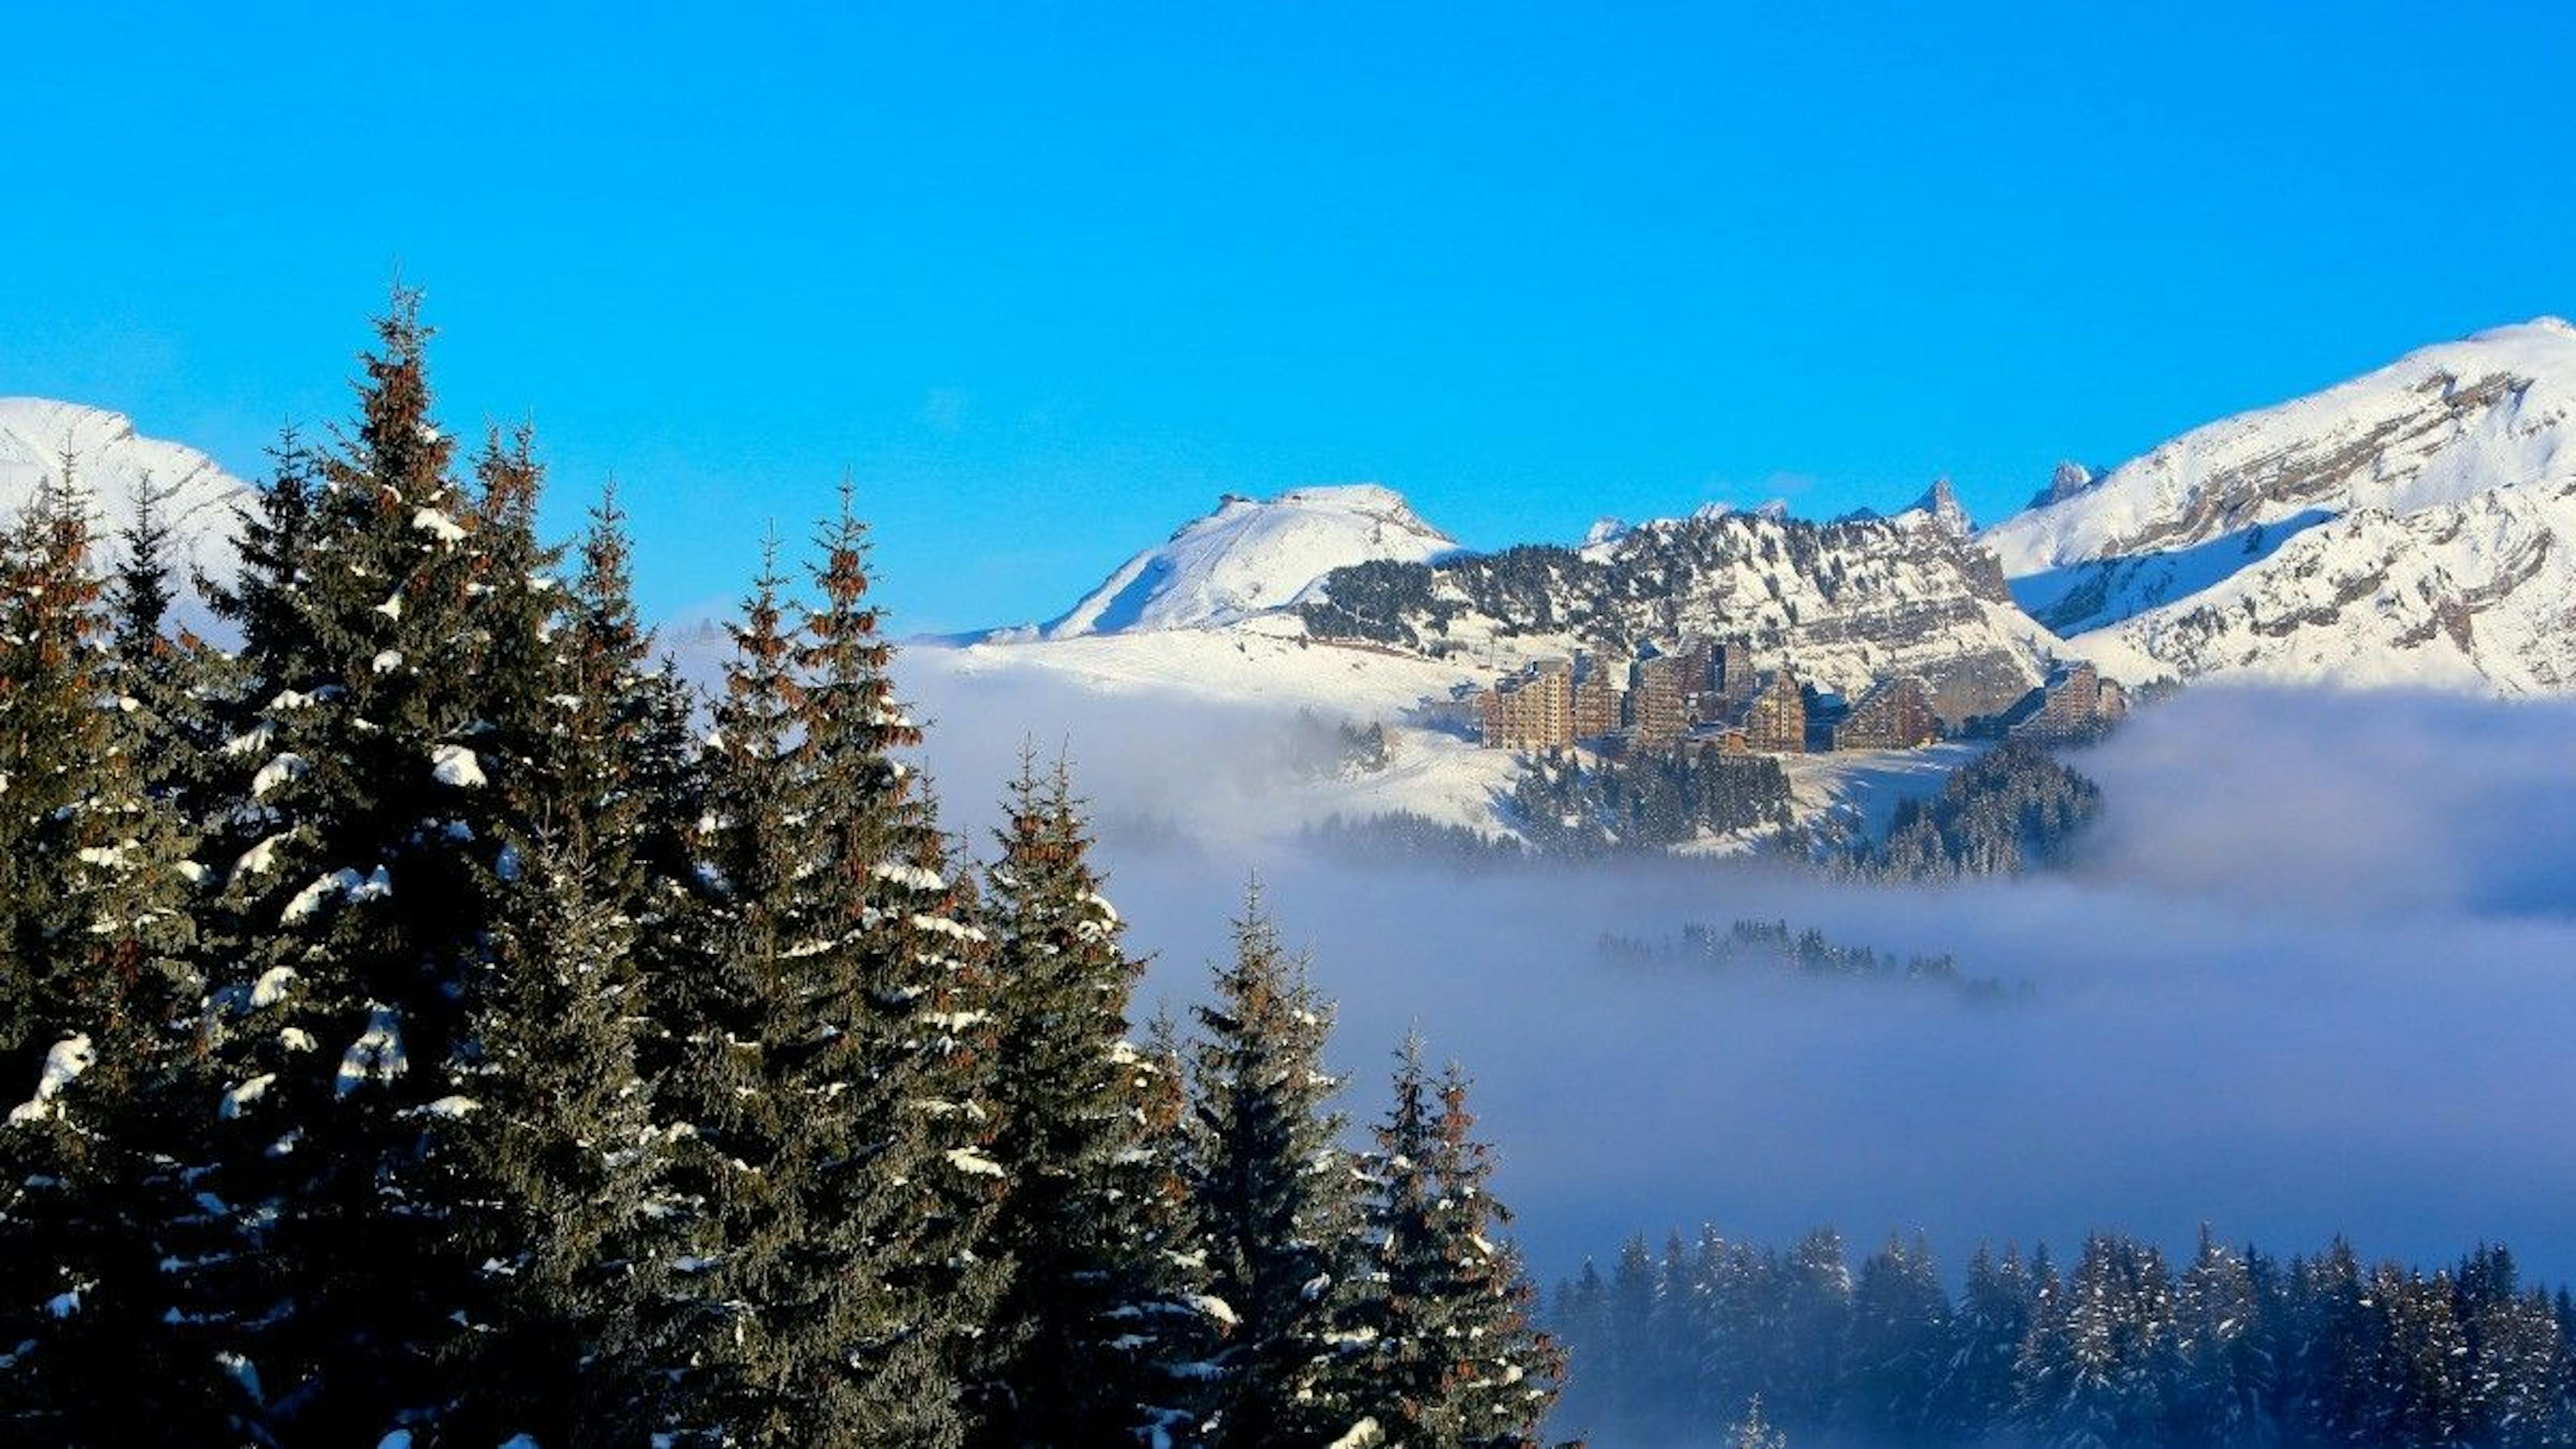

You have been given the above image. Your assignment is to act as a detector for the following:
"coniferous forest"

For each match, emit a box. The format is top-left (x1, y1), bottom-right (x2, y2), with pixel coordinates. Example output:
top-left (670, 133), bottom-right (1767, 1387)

top-left (1553, 1225), bottom-right (2576, 1449)
top-left (0, 296), bottom-right (1562, 1448)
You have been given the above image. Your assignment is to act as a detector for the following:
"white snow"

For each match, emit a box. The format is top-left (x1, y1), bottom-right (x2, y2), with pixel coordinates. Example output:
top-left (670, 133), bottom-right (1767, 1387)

top-left (335, 1002), bottom-right (408, 1095)
top-left (1041, 484), bottom-right (1456, 638)
top-left (250, 753), bottom-right (311, 798)
top-left (219, 1073), bottom-right (276, 1120)
top-left (7, 1034), bottom-right (97, 1124)
top-left (944, 1146), bottom-right (1007, 1178)
top-left (371, 649), bottom-right (403, 674)
top-left (1982, 317), bottom-right (2576, 694)
top-left (410, 506), bottom-right (468, 543)
top-left (871, 861), bottom-right (947, 892)
top-left (250, 965), bottom-right (300, 1010)
top-left (429, 744), bottom-right (487, 788)
top-left (232, 833), bottom-right (290, 883)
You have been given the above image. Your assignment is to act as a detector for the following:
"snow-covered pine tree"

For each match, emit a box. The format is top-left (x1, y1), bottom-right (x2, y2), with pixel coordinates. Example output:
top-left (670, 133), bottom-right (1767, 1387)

top-left (975, 755), bottom-right (1202, 1448)
top-left (1131, 1008), bottom-right (1228, 1446)
top-left (0, 470), bottom-right (242, 1440)
top-left (647, 539), bottom-right (846, 1440)
top-left (1833, 1232), bottom-right (1947, 1443)
top-left (413, 426), bottom-right (673, 1445)
top-left (104, 475), bottom-right (218, 795)
top-left (1599, 1234), bottom-right (1661, 1439)
top-left (1768, 1228), bottom-right (1851, 1432)
top-left (794, 490), bottom-right (1009, 1442)
top-left (2280, 1238), bottom-right (2381, 1448)
top-left (655, 497), bottom-right (1006, 1445)
top-left (1186, 890), bottom-right (1368, 1449)
top-left (1931, 1244), bottom-right (2038, 1442)
top-left (2010, 1232), bottom-right (2177, 1449)
top-left (1725, 1394), bottom-right (1788, 1449)
top-left (433, 830), bottom-right (663, 1446)
top-left (2360, 1265), bottom-right (2476, 1447)
top-left (2169, 1228), bottom-right (2271, 1448)
top-left (1357, 1036), bottom-right (1560, 1448)
top-left (191, 291), bottom-right (549, 1440)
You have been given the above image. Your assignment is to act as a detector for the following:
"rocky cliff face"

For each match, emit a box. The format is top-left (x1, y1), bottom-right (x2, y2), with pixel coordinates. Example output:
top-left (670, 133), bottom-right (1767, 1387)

top-left (1984, 318), bottom-right (2576, 642)
top-left (1300, 503), bottom-right (2054, 722)
top-left (2067, 476), bottom-right (2576, 694)
top-left (1974, 318), bottom-right (2576, 696)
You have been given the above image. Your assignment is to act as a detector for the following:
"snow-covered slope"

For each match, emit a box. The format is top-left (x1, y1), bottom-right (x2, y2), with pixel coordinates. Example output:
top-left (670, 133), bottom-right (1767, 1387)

top-left (1985, 319), bottom-right (2576, 639)
top-left (1044, 483), bottom-right (1454, 637)
top-left (0, 398), bottom-right (252, 604)
top-left (2067, 476), bottom-right (2576, 693)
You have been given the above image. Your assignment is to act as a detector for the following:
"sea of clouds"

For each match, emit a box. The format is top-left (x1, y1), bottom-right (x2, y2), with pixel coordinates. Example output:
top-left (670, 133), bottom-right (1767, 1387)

top-left (894, 654), bottom-right (2576, 1286)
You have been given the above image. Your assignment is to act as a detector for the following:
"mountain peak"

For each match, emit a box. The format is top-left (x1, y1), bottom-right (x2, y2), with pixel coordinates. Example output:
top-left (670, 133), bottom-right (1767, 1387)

top-left (1904, 477), bottom-right (1972, 535)
top-left (0, 398), bottom-right (251, 623)
top-left (1042, 483), bottom-right (1456, 638)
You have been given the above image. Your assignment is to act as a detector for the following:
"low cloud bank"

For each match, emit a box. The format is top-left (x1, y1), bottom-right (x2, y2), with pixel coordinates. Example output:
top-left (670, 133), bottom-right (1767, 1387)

top-left (895, 652), bottom-right (2576, 1283)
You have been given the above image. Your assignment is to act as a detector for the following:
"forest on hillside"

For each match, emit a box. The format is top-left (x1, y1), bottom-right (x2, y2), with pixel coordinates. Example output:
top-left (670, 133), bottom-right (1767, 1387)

top-left (0, 297), bottom-right (1559, 1448)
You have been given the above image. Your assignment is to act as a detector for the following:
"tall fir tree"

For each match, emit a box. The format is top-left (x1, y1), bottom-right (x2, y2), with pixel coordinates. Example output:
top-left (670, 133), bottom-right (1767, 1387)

top-left (1835, 1233), bottom-right (1948, 1443)
top-left (2011, 1233), bottom-right (2178, 1449)
top-left (1185, 890), bottom-right (1368, 1449)
top-left (2170, 1228), bottom-right (2271, 1448)
top-left (1358, 1036), bottom-right (1560, 1448)
top-left (656, 497), bottom-right (1007, 1445)
top-left (976, 755), bottom-right (1203, 1447)
top-left (794, 489), bottom-right (1009, 1443)
top-left (193, 290), bottom-right (549, 1440)
top-left (0, 470), bottom-right (244, 1440)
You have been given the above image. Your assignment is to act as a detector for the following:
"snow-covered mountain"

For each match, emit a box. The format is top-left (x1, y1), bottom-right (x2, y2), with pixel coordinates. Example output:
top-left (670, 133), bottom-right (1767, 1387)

top-left (1299, 496), bottom-right (2055, 723)
top-left (0, 398), bottom-right (252, 603)
top-left (1042, 483), bottom-right (1455, 638)
top-left (1981, 319), bottom-right (2576, 693)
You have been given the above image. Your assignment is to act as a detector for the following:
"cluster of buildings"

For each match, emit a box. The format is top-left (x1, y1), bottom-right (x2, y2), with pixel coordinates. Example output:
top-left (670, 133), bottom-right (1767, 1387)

top-left (1460, 639), bottom-right (2123, 758)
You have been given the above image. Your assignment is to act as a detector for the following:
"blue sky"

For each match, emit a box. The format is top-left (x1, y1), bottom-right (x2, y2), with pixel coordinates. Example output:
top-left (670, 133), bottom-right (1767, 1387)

top-left (5, 2), bottom-right (2572, 632)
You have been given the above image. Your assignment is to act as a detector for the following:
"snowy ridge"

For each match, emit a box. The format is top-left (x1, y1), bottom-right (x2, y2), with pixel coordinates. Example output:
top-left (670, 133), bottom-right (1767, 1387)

top-left (2068, 476), bottom-right (2576, 694)
top-left (0, 398), bottom-right (252, 610)
top-left (1042, 484), bottom-right (1454, 638)
top-left (1984, 318), bottom-right (2576, 637)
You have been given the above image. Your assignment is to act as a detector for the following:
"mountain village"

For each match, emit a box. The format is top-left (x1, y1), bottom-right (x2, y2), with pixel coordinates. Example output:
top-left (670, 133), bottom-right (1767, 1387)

top-left (1455, 639), bottom-right (2127, 757)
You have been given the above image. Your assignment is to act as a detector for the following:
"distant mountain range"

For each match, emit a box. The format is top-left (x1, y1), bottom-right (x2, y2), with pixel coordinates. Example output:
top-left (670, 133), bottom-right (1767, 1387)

top-left (12, 317), bottom-right (2576, 704)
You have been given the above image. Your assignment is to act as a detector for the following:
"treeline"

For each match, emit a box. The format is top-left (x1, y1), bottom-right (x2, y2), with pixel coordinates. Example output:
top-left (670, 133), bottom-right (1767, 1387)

top-left (1554, 1226), bottom-right (2573, 1448)
top-left (0, 294), bottom-right (1560, 1448)
top-left (1595, 921), bottom-right (2025, 1004)
top-left (1512, 749), bottom-right (1794, 855)
top-left (1837, 742), bottom-right (2100, 880)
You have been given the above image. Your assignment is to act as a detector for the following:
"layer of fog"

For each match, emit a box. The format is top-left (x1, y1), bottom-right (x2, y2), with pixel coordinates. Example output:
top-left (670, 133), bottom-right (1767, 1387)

top-left (898, 652), bottom-right (2576, 1286)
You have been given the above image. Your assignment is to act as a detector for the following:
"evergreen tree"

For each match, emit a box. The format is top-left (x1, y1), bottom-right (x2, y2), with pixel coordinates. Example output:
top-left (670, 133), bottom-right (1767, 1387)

top-left (1935, 1244), bottom-right (2039, 1441)
top-left (193, 290), bottom-right (545, 1440)
top-left (0, 470), bottom-right (244, 1440)
top-left (1725, 1394), bottom-right (1788, 1449)
top-left (2171, 1228), bottom-right (2271, 1448)
top-left (1835, 1232), bottom-right (1948, 1442)
top-left (1768, 1228), bottom-right (1851, 1432)
top-left (2012, 1233), bottom-right (2177, 1449)
top-left (1186, 891), bottom-right (1367, 1449)
top-left (105, 474), bottom-right (222, 812)
top-left (433, 832), bottom-right (663, 1445)
top-left (977, 756), bottom-right (1195, 1447)
top-left (1358, 1038), bottom-right (1560, 1448)
top-left (657, 497), bottom-right (1007, 1445)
